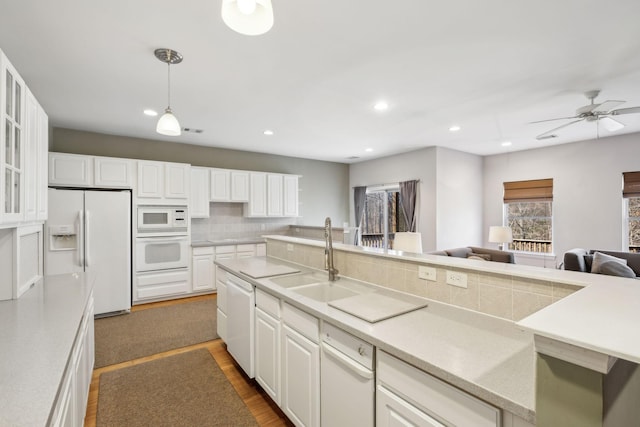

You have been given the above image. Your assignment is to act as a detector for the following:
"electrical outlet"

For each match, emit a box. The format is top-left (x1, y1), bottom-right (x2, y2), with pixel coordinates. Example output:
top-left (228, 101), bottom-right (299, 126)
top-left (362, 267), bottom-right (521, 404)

top-left (418, 266), bottom-right (437, 281)
top-left (446, 270), bottom-right (467, 288)
top-left (287, 244), bottom-right (294, 252)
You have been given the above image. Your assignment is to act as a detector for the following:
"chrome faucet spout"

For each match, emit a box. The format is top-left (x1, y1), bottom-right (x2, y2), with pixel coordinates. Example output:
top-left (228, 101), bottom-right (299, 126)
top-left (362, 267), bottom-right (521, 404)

top-left (325, 217), bottom-right (339, 281)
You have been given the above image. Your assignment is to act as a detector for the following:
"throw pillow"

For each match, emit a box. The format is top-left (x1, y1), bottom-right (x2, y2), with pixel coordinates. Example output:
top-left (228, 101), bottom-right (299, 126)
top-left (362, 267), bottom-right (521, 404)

top-left (467, 255), bottom-right (487, 261)
top-left (467, 252), bottom-right (491, 261)
top-left (598, 261), bottom-right (636, 278)
top-left (583, 254), bottom-right (594, 272)
top-left (591, 252), bottom-right (627, 274)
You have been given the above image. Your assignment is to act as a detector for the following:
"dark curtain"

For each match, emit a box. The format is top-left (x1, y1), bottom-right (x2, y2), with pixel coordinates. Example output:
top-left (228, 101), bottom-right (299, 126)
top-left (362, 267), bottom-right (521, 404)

top-left (353, 186), bottom-right (367, 244)
top-left (399, 180), bottom-right (418, 232)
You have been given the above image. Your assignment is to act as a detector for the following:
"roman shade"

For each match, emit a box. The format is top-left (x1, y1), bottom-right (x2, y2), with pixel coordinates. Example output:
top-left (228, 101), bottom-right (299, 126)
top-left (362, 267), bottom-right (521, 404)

top-left (503, 178), bottom-right (553, 203)
top-left (623, 171), bottom-right (640, 198)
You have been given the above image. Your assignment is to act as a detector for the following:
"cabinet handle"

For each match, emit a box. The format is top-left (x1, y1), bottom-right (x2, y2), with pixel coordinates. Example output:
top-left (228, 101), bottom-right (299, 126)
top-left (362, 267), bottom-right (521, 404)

top-left (85, 210), bottom-right (91, 267)
top-left (77, 210), bottom-right (84, 267)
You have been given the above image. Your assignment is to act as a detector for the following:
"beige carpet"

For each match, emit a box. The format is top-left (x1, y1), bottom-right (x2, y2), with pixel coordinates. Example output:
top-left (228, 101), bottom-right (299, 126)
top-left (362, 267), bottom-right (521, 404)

top-left (94, 299), bottom-right (218, 368)
top-left (96, 348), bottom-right (258, 426)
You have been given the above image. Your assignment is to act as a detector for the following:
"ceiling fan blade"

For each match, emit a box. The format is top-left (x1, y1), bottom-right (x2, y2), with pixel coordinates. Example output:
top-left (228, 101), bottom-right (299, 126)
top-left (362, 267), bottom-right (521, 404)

top-left (529, 115), bottom-right (578, 124)
top-left (599, 116), bottom-right (625, 132)
top-left (536, 118), bottom-right (584, 140)
top-left (593, 100), bottom-right (625, 113)
top-left (611, 106), bottom-right (640, 116)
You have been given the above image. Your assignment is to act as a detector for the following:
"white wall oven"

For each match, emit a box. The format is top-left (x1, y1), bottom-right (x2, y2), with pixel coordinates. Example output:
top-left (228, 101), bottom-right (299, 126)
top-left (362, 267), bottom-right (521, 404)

top-left (135, 235), bottom-right (189, 273)
top-left (137, 205), bottom-right (187, 236)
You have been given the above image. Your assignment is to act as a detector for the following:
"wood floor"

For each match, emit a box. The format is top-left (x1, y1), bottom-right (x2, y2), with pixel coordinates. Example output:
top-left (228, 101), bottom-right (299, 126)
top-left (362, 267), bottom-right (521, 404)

top-left (84, 295), bottom-right (293, 427)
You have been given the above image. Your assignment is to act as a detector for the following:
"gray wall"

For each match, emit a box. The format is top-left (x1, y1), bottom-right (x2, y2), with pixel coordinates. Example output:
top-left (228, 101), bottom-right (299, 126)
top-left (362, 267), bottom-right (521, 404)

top-left (484, 132), bottom-right (640, 264)
top-left (52, 128), bottom-right (350, 226)
top-left (349, 146), bottom-right (482, 252)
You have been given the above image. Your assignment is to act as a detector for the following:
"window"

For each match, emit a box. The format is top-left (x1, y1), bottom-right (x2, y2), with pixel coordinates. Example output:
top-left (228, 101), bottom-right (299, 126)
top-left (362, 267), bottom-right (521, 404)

top-left (503, 179), bottom-right (553, 253)
top-left (360, 187), bottom-right (408, 249)
top-left (623, 172), bottom-right (640, 253)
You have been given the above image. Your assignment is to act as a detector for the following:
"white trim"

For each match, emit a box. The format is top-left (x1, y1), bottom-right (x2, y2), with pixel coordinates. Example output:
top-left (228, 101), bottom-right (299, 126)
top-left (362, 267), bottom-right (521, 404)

top-left (534, 335), bottom-right (617, 374)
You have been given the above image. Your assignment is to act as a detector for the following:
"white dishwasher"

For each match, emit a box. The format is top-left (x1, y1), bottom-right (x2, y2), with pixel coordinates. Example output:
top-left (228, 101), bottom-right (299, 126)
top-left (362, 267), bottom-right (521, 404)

top-left (227, 274), bottom-right (255, 378)
top-left (321, 322), bottom-right (375, 427)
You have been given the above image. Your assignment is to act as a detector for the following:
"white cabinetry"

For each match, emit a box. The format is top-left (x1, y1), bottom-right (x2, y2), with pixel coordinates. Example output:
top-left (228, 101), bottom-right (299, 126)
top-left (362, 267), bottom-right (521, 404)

top-left (255, 288), bottom-right (281, 405)
top-left (1, 51), bottom-right (26, 223)
top-left (376, 350), bottom-right (500, 427)
top-left (190, 167), bottom-right (210, 218)
top-left (230, 171), bottom-right (250, 201)
top-left (94, 156), bottom-right (133, 188)
top-left (192, 246), bottom-right (215, 292)
top-left (281, 302), bottom-right (320, 427)
top-left (245, 172), bottom-right (298, 218)
top-left (25, 92), bottom-right (48, 222)
top-left (210, 168), bottom-right (249, 202)
top-left (137, 160), bottom-right (189, 200)
top-left (216, 266), bottom-right (228, 341)
top-left (49, 153), bottom-right (92, 187)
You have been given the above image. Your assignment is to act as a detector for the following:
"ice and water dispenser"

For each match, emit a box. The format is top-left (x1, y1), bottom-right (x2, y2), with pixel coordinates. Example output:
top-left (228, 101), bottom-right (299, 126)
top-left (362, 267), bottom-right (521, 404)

top-left (48, 225), bottom-right (78, 251)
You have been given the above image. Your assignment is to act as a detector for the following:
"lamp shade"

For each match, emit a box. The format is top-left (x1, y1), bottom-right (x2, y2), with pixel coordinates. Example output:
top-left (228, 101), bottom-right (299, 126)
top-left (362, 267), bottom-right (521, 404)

top-left (221, 0), bottom-right (274, 35)
top-left (488, 226), bottom-right (513, 244)
top-left (393, 232), bottom-right (423, 253)
top-left (156, 108), bottom-right (181, 136)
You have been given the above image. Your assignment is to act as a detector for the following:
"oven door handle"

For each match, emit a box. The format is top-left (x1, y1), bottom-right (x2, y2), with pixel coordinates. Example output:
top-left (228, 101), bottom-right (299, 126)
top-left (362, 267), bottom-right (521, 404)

top-left (136, 236), bottom-right (188, 242)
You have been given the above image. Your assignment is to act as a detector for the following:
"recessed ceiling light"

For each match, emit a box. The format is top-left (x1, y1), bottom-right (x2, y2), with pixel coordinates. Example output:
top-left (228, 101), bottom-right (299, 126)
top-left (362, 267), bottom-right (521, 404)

top-left (144, 109), bottom-right (158, 117)
top-left (365, 148), bottom-right (373, 152)
top-left (374, 101), bottom-right (388, 111)
top-left (501, 141), bottom-right (512, 147)
top-left (263, 129), bottom-right (274, 136)
top-left (449, 125), bottom-right (461, 132)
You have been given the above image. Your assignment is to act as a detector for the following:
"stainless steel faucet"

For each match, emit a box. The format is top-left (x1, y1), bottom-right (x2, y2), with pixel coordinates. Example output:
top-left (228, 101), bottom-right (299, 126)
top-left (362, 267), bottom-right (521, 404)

top-left (324, 217), bottom-right (339, 281)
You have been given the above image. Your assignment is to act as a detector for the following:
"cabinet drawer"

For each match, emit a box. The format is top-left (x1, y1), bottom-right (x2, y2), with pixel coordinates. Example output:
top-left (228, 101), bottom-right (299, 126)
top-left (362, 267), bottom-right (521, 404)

top-left (136, 270), bottom-right (189, 300)
top-left (256, 288), bottom-right (280, 318)
top-left (193, 246), bottom-right (214, 256)
top-left (215, 245), bottom-right (236, 254)
top-left (216, 266), bottom-right (228, 286)
top-left (377, 350), bottom-right (500, 427)
top-left (217, 281), bottom-right (227, 312)
top-left (282, 302), bottom-right (319, 343)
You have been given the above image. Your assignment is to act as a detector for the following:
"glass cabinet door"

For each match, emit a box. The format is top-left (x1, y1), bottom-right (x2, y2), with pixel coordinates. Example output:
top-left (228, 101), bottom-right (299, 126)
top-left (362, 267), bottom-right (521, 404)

top-left (2, 66), bottom-right (23, 216)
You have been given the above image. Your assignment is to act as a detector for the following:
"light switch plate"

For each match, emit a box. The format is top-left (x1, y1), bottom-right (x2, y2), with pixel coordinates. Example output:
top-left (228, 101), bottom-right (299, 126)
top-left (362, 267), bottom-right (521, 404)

top-left (418, 266), bottom-right (437, 281)
top-left (446, 270), bottom-right (468, 288)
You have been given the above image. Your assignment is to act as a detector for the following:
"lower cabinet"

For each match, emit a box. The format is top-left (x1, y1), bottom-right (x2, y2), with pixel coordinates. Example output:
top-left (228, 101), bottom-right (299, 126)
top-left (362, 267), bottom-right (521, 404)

top-left (376, 350), bottom-right (500, 427)
top-left (49, 293), bottom-right (95, 427)
top-left (192, 246), bottom-right (215, 292)
top-left (216, 267), bottom-right (228, 341)
top-left (281, 303), bottom-right (320, 427)
top-left (255, 289), bottom-right (281, 405)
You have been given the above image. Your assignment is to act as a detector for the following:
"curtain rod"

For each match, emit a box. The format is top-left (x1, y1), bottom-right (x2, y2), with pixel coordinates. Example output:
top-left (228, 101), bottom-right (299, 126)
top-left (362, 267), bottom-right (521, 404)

top-left (353, 179), bottom-right (420, 189)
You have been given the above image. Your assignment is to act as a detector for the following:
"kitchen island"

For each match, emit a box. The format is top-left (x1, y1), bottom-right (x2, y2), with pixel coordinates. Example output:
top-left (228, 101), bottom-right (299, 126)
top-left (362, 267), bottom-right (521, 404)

top-left (0, 273), bottom-right (95, 427)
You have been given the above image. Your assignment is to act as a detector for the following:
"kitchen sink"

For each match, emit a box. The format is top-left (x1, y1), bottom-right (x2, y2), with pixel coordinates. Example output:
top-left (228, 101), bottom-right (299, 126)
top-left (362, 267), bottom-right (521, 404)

top-left (268, 271), bottom-right (329, 288)
top-left (292, 279), bottom-right (375, 302)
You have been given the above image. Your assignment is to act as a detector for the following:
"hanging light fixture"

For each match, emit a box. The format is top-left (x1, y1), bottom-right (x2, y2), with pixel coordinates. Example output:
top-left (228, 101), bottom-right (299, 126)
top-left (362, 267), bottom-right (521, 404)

top-left (221, 0), bottom-right (274, 36)
top-left (154, 48), bottom-right (183, 136)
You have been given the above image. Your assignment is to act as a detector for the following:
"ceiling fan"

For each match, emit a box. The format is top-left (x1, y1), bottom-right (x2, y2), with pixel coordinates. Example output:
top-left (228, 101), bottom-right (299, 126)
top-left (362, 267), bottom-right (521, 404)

top-left (532, 90), bottom-right (640, 140)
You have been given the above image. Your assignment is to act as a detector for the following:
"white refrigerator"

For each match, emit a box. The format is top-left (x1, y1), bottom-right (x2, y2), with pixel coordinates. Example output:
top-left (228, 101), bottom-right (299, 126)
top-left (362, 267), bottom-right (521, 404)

top-left (46, 188), bottom-right (131, 315)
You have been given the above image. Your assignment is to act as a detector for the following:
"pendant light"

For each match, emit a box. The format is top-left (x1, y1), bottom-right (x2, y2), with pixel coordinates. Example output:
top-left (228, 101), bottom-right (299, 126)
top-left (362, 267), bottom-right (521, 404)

top-left (221, 0), bottom-right (274, 36)
top-left (154, 48), bottom-right (183, 136)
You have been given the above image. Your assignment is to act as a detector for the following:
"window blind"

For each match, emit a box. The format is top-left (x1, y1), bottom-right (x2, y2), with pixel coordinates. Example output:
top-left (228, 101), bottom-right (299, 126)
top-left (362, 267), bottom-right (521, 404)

top-left (503, 178), bottom-right (553, 203)
top-left (623, 171), bottom-right (640, 198)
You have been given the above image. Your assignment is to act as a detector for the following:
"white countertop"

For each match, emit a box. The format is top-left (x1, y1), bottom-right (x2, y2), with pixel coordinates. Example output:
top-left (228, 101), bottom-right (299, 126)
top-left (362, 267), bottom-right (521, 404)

top-left (215, 257), bottom-right (535, 422)
top-left (0, 273), bottom-right (95, 427)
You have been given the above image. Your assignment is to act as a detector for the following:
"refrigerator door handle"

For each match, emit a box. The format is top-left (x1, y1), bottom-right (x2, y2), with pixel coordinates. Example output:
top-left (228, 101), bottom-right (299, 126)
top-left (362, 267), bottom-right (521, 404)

top-left (78, 210), bottom-right (85, 267)
top-left (85, 210), bottom-right (91, 267)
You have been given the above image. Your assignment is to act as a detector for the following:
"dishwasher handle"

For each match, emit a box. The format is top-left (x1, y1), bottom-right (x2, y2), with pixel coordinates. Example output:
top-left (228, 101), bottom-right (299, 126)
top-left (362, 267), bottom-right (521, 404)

top-left (322, 342), bottom-right (374, 380)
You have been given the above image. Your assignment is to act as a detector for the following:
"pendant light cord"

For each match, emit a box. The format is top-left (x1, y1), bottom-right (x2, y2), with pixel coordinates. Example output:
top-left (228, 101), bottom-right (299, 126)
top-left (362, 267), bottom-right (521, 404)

top-left (167, 61), bottom-right (172, 110)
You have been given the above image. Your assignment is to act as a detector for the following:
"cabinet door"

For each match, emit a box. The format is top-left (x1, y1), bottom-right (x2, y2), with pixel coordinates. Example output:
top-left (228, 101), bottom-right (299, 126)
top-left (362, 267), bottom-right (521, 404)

top-left (190, 167), bottom-right (210, 218)
top-left (210, 168), bottom-right (230, 201)
top-left (137, 160), bottom-right (163, 198)
top-left (377, 385), bottom-right (445, 427)
top-left (283, 175), bottom-right (299, 217)
top-left (267, 173), bottom-right (283, 216)
top-left (245, 172), bottom-right (267, 217)
top-left (49, 153), bottom-right (92, 187)
top-left (94, 157), bottom-right (132, 188)
top-left (230, 171), bottom-right (249, 202)
top-left (255, 307), bottom-right (280, 405)
top-left (36, 104), bottom-right (48, 220)
top-left (164, 163), bottom-right (189, 199)
top-left (281, 324), bottom-right (320, 427)
top-left (192, 253), bottom-right (214, 291)
top-left (24, 89), bottom-right (38, 221)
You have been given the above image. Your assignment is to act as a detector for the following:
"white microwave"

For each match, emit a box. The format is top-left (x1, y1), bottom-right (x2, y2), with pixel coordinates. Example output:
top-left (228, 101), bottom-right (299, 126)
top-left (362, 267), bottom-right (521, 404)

top-left (137, 205), bottom-right (188, 235)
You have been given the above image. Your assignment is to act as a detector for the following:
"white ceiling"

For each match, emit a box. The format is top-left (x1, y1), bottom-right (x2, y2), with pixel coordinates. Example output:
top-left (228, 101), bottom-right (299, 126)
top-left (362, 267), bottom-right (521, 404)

top-left (1, 0), bottom-right (640, 163)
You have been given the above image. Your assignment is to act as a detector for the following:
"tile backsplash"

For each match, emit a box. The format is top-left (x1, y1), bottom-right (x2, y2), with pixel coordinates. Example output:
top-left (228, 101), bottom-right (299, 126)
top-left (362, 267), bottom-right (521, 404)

top-left (191, 203), bottom-right (296, 241)
top-left (267, 239), bottom-right (581, 322)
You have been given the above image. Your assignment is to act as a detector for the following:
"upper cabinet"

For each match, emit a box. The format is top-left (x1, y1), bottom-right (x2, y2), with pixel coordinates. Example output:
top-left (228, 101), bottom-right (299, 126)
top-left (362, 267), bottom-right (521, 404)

top-left (210, 168), bottom-right (249, 202)
top-left (190, 167), bottom-right (210, 218)
top-left (1, 49), bottom-right (48, 226)
top-left (245, 172), bottom-right (299, 218)
top-left (49, 153), bottom-right (133, 189)
top-left (137, 160), bottom-right (189, 201)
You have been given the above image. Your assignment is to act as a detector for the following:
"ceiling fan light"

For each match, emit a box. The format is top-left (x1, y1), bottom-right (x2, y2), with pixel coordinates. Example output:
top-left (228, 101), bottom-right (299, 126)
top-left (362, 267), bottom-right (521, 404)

top-left (221, 0), bottom-right (274, 36)
top-left (156, 108), bottom-right (182, 136)
top-left (600, 116), bottom-right (624, 132)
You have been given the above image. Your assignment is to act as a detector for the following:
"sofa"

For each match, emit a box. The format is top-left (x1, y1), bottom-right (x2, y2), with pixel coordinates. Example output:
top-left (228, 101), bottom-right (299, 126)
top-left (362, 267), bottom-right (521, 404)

top-left (563, 248), bottom-right (640, 277)
top-left (427, 246), bottom-right (515, 264)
